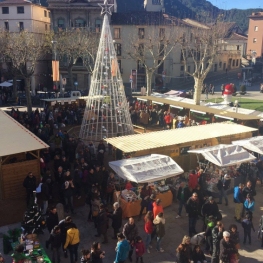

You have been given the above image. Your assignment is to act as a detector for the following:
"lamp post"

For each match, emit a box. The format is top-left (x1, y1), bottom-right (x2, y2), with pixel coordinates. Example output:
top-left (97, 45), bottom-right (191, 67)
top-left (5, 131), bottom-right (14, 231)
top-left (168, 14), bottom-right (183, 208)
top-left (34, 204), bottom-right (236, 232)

top-left (51, 40), bottom-right (59, 97)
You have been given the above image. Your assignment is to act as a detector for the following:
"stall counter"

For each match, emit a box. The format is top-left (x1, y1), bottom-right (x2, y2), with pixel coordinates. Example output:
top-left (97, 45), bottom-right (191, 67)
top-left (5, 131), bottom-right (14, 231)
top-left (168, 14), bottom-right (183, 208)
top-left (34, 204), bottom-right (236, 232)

top-left (114, 190), bottom-right (173, 218)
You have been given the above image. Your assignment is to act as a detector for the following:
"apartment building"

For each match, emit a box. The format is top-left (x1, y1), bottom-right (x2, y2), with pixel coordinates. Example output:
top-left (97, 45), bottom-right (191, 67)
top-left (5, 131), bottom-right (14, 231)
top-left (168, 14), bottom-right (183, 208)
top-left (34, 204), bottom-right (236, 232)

top-left (0, 0), bottom-right (51, 92)
top-left (246, 12), bottom-right (263, 59)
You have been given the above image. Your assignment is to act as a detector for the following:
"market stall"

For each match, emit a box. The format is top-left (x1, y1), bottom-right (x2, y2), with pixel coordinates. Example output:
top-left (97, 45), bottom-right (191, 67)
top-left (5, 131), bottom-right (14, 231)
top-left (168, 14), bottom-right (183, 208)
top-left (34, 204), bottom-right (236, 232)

top-left (109, 154), bottom-right (184, 218)
top-left (232, 136), bottom-right (263, 155)
top-left (188, 145), bottom-right (256, 195)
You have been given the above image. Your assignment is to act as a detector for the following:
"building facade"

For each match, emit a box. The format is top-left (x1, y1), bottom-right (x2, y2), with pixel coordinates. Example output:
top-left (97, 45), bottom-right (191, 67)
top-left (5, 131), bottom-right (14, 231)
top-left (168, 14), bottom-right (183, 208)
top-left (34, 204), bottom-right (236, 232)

top-left (47, 0), bottom-right (117, 90)
top-left (0, 0), bottom-right (51, 92)
top-left (246, 12), bottom-right (263, 59)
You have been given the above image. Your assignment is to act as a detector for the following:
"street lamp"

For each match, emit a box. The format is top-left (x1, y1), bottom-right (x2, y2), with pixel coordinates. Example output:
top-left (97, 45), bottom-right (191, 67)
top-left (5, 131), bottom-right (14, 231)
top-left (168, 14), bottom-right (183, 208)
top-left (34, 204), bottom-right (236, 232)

top-left (51, 40), bottom-right (59, 97)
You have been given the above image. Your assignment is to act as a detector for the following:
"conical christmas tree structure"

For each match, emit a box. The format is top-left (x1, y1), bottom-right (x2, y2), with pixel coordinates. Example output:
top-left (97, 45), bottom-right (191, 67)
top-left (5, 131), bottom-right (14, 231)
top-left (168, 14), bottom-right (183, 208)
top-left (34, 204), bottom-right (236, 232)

top-left (80, 2), bottom-right (134, 141)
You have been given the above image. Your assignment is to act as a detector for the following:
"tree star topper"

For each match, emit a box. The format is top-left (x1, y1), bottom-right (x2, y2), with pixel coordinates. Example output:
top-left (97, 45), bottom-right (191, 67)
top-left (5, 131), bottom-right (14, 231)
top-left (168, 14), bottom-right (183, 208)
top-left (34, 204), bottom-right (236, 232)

top-left (99, 0), bottom-right (114, 15)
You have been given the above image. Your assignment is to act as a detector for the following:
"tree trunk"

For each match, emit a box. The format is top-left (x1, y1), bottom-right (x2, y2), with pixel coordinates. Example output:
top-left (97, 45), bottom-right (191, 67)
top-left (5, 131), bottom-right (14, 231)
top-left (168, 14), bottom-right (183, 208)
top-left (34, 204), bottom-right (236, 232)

top-left (193, 77), bottom-right (204, 105)
top-left (146, 70), bottom-right (153, 96)
top-left (68, 63), bottom-right (74, 90)
top-left (25, 77), bottom-right (32, 114)
top-left (12, 76), bottom-right (18, 99)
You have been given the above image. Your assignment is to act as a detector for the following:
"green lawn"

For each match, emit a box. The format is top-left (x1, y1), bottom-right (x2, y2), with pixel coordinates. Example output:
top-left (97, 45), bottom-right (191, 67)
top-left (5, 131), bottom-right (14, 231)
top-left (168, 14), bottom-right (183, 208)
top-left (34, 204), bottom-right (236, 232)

top-left (206, 98), bottom-right (263, 111)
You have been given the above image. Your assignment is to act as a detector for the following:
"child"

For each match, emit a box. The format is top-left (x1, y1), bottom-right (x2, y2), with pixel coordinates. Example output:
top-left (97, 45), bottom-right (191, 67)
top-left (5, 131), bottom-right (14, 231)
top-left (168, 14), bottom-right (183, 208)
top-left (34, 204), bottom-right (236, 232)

top-left (192, 245), bottom-right (206, 263)
top-left (134, 236), bottom-right (145, 263)
top-left (81, 249), bottom-right (91, 263)
top-left (242, 214), bottom-right (255, 245)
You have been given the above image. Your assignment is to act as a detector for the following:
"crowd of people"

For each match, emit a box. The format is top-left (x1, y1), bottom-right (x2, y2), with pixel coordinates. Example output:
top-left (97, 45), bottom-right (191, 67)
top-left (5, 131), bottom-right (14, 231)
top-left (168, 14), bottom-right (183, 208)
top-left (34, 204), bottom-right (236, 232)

top-left (5, 100), bottom-right (263, 263)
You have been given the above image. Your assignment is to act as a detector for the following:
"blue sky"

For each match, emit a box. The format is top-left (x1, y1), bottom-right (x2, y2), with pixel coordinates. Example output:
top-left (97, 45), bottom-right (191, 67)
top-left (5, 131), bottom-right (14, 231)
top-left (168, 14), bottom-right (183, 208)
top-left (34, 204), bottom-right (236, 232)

top-left (208, 0), bottom-right (262, 10)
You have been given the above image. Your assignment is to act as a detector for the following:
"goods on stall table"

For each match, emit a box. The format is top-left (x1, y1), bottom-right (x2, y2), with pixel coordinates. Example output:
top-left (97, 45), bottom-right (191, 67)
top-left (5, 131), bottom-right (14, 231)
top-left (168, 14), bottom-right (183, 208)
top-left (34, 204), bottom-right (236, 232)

top-left (121, 189), bottom-right (138, 202)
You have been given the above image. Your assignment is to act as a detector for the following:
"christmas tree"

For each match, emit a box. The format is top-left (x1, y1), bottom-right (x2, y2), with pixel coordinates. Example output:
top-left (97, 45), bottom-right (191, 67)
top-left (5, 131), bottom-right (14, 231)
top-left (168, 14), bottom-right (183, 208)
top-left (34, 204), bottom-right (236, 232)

top-left (79, 0), bottom-right (134, 141)
top-left (21, 192), bottom-right (46, 235)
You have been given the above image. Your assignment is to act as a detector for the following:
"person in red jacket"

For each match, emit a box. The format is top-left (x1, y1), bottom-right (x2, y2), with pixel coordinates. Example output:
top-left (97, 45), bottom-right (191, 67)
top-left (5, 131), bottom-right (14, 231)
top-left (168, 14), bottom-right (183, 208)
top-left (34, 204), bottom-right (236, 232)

top-left (188, 170), bottom-right (198, 190)
top-left (153, 199), bottom-right (163, 219)
top-left (134, 236), bottom-right (145, 263)
top-left (144, 211), bottom-right (154, 253)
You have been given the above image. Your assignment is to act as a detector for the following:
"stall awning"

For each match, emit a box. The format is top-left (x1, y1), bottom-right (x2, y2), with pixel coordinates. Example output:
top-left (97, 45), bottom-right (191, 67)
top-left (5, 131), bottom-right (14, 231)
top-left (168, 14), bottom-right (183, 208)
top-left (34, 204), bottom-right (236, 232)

top-left (109, 154), bottom-right (184, 183)
top-left (0, 110), bottom-right (49, 157)
top-left (188, 144), bottom-right (256, 167)
top-left (232, 136), bottom-right (263, 155)
top-left (105, 123), bottom-right (257, 153)
top-left (137, 96), bottom-right (261, 121)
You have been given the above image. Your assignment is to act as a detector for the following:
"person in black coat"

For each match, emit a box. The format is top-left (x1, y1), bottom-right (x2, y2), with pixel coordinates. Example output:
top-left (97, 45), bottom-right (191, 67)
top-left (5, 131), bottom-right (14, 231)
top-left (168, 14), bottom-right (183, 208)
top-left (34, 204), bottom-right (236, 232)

top-left (47, 225), bottom-right (62, 263)
top-left (95, 204), bottom-right (109, 244)
top-left (58, 216), bottom-right (73, 258)
top-left (192, 245), bottom-right (206, 263)
top-left (219, 231), bottom-right (237, 263)
top-left (242, 181), bottom-right (255, 199)
top-left (97, 141), bottom-right (106, 166)
top-left (108, 202), bottom-right (122, 239)
top-left (186, 193), bottom-right (199, 237)
top-left (211, 222), bottom-right (224, 263)
top-left (23, 172), bottom-right (37, 206)
top-left (41, 178), bottom-right (50, 215)
top-left (46, 206), bottom-right (59, 233)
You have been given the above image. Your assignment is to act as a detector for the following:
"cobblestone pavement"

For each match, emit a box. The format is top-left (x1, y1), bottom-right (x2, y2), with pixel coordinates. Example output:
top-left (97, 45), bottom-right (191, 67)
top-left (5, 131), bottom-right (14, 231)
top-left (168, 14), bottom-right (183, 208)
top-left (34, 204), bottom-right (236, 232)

top-left (1, 185), bottom-right (263, 263)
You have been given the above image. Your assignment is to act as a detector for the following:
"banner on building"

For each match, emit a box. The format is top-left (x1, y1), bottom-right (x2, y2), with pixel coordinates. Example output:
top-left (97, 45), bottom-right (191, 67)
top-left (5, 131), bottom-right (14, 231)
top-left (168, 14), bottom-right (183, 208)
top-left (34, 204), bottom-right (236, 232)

top-left (52, 60), bottom-right (60, 82)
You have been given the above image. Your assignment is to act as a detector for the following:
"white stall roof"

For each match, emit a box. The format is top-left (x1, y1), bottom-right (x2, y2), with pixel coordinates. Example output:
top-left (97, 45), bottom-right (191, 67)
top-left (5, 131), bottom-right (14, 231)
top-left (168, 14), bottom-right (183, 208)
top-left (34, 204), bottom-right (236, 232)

top-left (188, 144), bottom-right (256, 167)
top-left (232, 136), bottom-right (263, 155)
top-left (109, 154), bottom-right (184, 183)
top-left (0, 110), bottom-right (49, 157)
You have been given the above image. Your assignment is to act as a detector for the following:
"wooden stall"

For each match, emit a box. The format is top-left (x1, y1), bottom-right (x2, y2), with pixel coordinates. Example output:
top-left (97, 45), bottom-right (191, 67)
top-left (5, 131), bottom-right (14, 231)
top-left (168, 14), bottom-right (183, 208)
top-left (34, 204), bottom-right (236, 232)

top-left (0, 110), bottom-right (49, 200)
top-left (105, 123), bottom-right (257, 172)
top-left (137, 96), bottom-right (260, 128)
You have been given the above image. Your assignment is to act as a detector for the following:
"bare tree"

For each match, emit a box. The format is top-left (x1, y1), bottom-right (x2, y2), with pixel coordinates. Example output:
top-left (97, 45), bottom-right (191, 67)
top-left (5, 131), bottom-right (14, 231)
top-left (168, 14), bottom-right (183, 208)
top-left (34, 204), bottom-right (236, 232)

top-left (126, 26), bottom-right (179, 96)
top-left (2, 30), bottom-right (51, 113)
top-left (53, 29), bottom-right (99, 88)
top-left (179, 18), bottom-right (227, 105)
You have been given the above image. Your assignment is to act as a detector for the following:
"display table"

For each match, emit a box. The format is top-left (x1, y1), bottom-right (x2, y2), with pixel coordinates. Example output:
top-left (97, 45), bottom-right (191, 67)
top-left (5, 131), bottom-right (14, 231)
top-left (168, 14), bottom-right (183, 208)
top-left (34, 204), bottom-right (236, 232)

top-left (11, 241), bottom-right (51, 263)
top-left (114, 190), bottom-right (173, 218)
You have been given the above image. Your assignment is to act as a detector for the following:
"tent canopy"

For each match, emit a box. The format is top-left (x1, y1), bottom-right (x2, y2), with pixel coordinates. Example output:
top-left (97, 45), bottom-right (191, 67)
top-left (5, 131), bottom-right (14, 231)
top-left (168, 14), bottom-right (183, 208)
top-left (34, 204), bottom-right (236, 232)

top-left (0, 81), bottom-right (13, 87)
top-left (109, 154), bottom-right (184, 183)
top-left (232, 136), bottom-right (263, 155)
top-left (188, 144), bottom-right (256, 167)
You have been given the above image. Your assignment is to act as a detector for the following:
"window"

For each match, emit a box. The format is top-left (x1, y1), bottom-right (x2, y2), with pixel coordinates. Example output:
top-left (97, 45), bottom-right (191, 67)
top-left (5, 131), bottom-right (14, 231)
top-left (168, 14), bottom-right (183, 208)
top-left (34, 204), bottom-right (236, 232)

top-left (19, 22), bottom-right (24, 31)
top-left (152, 0), bottom-right (161, 4)
top-left (159, 28), bottom-right (165, 38)
top-left (114, 28), bottom-right (120, 39)
top-left (159, 44), bottom-right (164, 56)
top-left (180, 65), bottom-right (184, 71)
top-left (232, 59), bottom-right (235, 66)
top-left (157, 60), bottom-right (164, 74)
top-left (138, 28), bottom-right (144, 39)
top-left (253, 38), bottom-right (257, 43)
top-left (254, 26), bottom-right (258, 31)
top-left (95, 19), bottom-right (102, 32)
top-left (44, 10), bottom-right (47, 17)
top-left (236, 60), bottom-right (239, 66)
top-left (114, 43), bottom-right (122, 56)
top-left (45, 24), bottom-right (48, 31)
top-left (117, 60), bottom-right (122, 73)
top-left (237, 45), bottom-right (240, 50)
top-left (187, 65), bottom-right (191, 73)
top-left (219, 62), bottom-right (222, 68)
top-left (2, 7), bottom-right (9, 14)
top-left (139, 44), bottom-right (144, 56)
top-left (137, 60), bottom-right (145, 73)
top-left (58, 19), bottom-right (65, 29)
top-left (4, 22), bottom-right (9, 31)
top-left (75, 18), bottom-right (85, 28)
top-left (17, 6), bottom-right (24, 14)
top-left (48, 12), bottom-right (51, 18)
